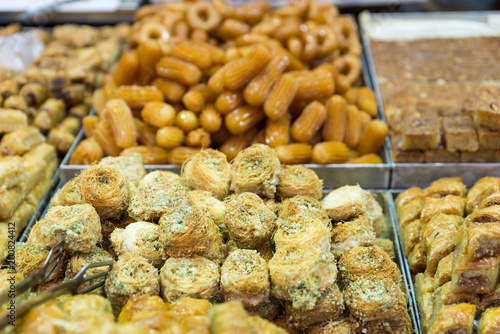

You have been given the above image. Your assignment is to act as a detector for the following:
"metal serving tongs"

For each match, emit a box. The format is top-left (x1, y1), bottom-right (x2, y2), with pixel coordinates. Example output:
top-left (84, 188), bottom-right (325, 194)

top-left (0, 239), bottom-right (114, 328)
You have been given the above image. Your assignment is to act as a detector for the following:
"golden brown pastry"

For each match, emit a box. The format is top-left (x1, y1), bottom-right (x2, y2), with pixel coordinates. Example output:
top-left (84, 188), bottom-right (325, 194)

top-left (397, 197), bottom-right (424, 227)
top-left (373, 238), bottom-right (396, 259)
top-left (80, 164), bottom-right (131, 219)
top-left (99, 156), bottom-right (146, 187)
top-left (420, 195), bottom-right (466, 223)
top-left (451, 235), bottom-right (500, 294)
top-left (434, 253), bottom-right (454, 290)
top-left (50, 175), bottom-right (83, 207)
top-left (269, 245), bottom-right (337, 310)
top-left (247, 315), bottom-right (288, 334)
top-left (400, 219), bottom-right (421, 257)
top-left (304, 319), bottom-right (357, 334)
top-left (221, 249), bottom-right (270, 307)
top-left (463, 222), bottom-right (500, 260)
top-left (188, 189), bottom-right (227, 238)
top-left (479, 192), bottom-right (500, 210)
top-left (274, 216), bottom-right (331, 252)
top-left (422, 177), bottom-right (467, 199)
top-left (466, 206), bottom-right (500, 224)
top-left (210, 301), bottom-right (254, 333)
top-left (408, 242), bottom-right (427, 273)
top-left (224, 192), bottom-right (277, 249)
top-left (466, 177), bottom-right (500, 214)
top-left (0, 156), bottom-right (26, 190)
top-left (344, 277), bottom-right (408, 324)
top-left (182, 148), bottom-right (232, 200)
top-left (480, 284), bottom-right (500, 311)
top-left (395, 187), bottom-right (422, 210)
top-left (231, 144), bottom-right (281, 199)
top-left (321, 185), bottom-right (365, 222)
top-left (427, 303), bottom-right (475, 334)
top-left (65, 247), bottom-right (114, 294)
top-left (414, 272), bottom-right (435, 332)
top-left (331, 216), bottom-right (375, 257)
top-left (421, 214), bottom-right (462, 273)
top-left (338, 246), bottom-right (403, 290)
top-left (160, 256), bottom-right (220, 303)
top-left (286, 285), bottom-right (344, 329)
top-left (159, 203), bottom-right (224, 263)
top-left (433, 282), bottom-right (479, 310)
top-left (0, 186), bottom-right (23, 220)
top-left (278, 195), bottom-right (329, 222)
top-left (478, 307), bottom-right (500, 334)
top-left (27, 204), bottom-right (102, 253)
top-left (127, 170), bottom-right (188, 221)
top-left (110, 221), bottom-right (165, 267)
top-left (104, 252), bottom-right (159, 315)
top-left (117, 295), bottom-right (168, 323)
top-left (276, 165), bottom-right (322, 200)
top-left (363, 191), bottom-right (384, 235)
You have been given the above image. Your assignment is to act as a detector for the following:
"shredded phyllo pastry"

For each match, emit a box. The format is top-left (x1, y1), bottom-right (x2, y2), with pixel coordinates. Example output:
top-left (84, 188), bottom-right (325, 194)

top-left (13, 149), bottom-right (410, 332)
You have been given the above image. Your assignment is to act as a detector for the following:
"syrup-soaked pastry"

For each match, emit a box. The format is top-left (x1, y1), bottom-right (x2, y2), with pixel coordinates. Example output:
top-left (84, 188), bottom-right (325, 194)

top-left (480, 283), bottom-right (500, 311)
top-left (434, 253), bottom-right (454, 290)
top-left (397, 197), bottom-right (423, 228)
top-left (466, 177), bottom-right (500, 214)
top-left (420, 195), bottom-right (466, 223)
top-left (415, 272), bottom-right (435, 332)
top-left (400, 219), bottom-right (421, 257)
top-left (450, 235), bottom-right (500, 294)
top-left (427, 303), bottom-right (475, 334)
top-left (421, 177), bottom-right (467, 199)
top-left (321, 185), bottom-right (365, 222)
top-left (432, 282), bottom-right (479, 310)
top-left (466, 206), bottom-right (500, 224)
top-left (421, 214), bottom-right (462, 273)
top-left (408, 243), bottom-right (427, 273)
top-left (478, 307), bottom-right (500, 334)
top-left (463, 222), bottom-right (500, 260)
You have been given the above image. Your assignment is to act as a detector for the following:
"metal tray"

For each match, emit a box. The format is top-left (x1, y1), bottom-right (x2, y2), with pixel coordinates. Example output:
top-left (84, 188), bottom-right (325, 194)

top-left (360, 11), bottom-right (500, 189)
top-left (25, 176), bottom-right (420, 332)
top-left (18, 168), bottom-right (60, 243)
top-left (60, 47), bottom-right (393, 189)
top-left (386, 190), bottom-right (422, 334)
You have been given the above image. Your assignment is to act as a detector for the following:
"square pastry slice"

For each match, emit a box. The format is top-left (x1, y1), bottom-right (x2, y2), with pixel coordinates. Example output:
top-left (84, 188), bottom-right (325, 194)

top-left (475, 96), bottom-right (500, 131)
top-left (465, 222), bottom-right (500, 260)
top-left (450, 238), bottom-right (500, 294)
top-left (420, 195), bottom-right (466, 223)
top-left (466, 177), bottom-right (500, 214)
top-left (443, 115), bottom-right (479, 152)
top-left (434, 253), bottom-right (454, 290)
top-left (428, 303), bottom-right (475, 334)
top-left (422, 177), bottom-right (466, 199)
top-left (478, 307), bottom-right (500, 334)
top-left (399, 117), bottom-right (441, 151)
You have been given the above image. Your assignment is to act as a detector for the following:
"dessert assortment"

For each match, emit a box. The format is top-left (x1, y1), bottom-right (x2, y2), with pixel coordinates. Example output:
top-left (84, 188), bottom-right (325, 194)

top-left (69, 0), bottom-right (388, 166)
top-left (396, 177), bottom-right (500, 333)
top-left (1, 3), bottom-right (500, 334)
top-left (9, 145), bottom-right (412, 333)
top-left (370, 35), bottom-right (500, 163)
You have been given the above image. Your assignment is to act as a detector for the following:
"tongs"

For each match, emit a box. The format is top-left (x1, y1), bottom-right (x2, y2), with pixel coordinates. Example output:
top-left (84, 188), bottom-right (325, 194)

top-left (0, 239), bottom-right (113, 328)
